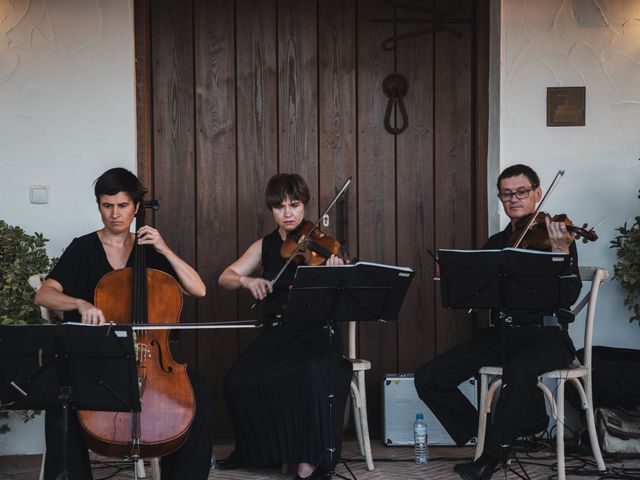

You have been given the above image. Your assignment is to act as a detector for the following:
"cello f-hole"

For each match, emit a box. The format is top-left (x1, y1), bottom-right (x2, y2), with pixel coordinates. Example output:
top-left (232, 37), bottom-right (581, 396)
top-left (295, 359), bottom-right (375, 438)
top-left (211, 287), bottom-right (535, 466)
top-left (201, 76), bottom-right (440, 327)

top-left (150, 339), bottom-right (173, 374)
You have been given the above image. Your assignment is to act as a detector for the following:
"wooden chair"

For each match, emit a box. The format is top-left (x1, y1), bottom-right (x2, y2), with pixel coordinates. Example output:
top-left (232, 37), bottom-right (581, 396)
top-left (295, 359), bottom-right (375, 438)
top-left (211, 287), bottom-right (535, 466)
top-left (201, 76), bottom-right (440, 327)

top-left (345, 320), bottom-right (374, 471)
top-left (473, 266), bottom-right (608, 480)
top-left (29, 274), bottom-right (160, 480)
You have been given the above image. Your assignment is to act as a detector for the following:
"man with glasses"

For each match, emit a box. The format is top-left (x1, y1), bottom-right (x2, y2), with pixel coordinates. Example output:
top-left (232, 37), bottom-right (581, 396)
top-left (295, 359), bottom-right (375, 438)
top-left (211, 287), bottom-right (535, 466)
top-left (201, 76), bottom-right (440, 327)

top-left (414, 164), bottom-right (582, 480)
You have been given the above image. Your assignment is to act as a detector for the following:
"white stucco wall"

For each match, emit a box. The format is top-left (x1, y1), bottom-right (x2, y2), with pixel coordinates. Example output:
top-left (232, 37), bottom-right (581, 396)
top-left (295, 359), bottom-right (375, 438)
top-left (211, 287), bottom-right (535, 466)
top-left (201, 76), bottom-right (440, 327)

top-left (0, 0), bottom-right (135, 455)
top-left (499, 0), bottom-right (640, 349)
top-left (0, 0), bottom-right (136, 257)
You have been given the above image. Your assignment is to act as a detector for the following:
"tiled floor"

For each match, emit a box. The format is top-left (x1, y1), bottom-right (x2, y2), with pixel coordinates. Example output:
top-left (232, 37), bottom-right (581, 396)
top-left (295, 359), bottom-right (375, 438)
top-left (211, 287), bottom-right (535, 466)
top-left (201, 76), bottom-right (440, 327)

top-left (0, 439), bottom-right (624, 479)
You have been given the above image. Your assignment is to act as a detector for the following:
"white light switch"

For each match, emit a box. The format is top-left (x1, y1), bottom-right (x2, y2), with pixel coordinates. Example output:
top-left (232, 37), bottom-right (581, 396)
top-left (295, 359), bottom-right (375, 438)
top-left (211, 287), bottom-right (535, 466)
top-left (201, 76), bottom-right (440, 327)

top-left (30, 185), bottom-right (50, 205)
top-left (322, 214), bottom-right (330, 227)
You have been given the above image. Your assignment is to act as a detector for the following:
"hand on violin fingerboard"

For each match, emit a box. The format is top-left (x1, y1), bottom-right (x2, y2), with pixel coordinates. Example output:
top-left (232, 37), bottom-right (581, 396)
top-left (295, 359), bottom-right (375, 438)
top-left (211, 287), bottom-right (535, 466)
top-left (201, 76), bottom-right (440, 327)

top-left (545, 216), bottom-right (575, 253)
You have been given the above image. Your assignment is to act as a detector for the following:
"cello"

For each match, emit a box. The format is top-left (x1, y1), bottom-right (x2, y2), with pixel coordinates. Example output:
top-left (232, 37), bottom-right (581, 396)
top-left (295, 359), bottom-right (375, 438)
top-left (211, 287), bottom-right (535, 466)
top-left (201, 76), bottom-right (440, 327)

top-left (78, 201), bottom-right (195, 459)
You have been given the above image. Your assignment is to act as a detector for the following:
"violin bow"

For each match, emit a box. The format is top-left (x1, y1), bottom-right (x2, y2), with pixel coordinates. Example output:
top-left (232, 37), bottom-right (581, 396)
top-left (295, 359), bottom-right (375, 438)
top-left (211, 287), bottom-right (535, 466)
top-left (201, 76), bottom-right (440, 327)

top-left (250, 177), bottom-right (352, 309)
top-left (512, 169), bottom-right (565, 248)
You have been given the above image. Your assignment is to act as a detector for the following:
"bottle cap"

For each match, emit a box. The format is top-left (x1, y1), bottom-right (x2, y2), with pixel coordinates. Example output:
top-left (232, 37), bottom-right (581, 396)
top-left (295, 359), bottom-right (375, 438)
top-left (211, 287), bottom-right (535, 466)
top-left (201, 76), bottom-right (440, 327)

top-left (416, 413), bottom-right (424, 420)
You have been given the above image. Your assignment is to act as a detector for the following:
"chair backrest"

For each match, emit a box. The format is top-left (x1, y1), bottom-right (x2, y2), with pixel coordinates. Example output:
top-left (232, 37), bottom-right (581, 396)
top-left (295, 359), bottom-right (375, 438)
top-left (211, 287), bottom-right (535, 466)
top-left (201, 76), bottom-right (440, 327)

top-left (28, 273), bottom-right (57, 323)
top-left (572, 266), bottom-right (608, 395)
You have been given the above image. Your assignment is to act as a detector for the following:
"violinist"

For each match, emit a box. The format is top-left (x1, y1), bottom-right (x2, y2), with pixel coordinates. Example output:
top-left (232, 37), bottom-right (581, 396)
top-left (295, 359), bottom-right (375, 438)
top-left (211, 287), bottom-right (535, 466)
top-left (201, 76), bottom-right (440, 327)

top-left (218, 173), bottom-right (352, 480)
top-left (35, 168), bottom-right (214, 480)
top-left (414, 164), bottom-right (582, 480)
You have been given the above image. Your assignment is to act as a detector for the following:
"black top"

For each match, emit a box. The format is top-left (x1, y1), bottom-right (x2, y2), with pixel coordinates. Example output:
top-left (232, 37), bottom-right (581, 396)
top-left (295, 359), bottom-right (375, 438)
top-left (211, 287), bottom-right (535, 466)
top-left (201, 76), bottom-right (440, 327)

top-left (47, 232), bottom-right (177, 323)
top-left (261, 228), bottom-right (299, 319)
top-left (483, 222), bottom-right (582, 326)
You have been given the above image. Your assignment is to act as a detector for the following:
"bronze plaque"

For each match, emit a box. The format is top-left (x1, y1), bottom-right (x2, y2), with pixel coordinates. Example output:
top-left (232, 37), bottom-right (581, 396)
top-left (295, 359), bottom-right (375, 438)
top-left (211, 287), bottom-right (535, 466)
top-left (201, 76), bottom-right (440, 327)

top-left (547, 87), bottom-right (585, 126)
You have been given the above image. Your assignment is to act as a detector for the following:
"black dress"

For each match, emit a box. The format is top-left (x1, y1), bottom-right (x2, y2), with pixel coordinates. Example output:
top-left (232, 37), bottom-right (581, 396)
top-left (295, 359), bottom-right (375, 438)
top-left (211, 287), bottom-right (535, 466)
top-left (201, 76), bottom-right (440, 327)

top-left (224, 228), bottom-right (353, 469)
top-left (414, 224), bottom-right (582, 457)
top-left (43, 232), bottom-right (214, 480)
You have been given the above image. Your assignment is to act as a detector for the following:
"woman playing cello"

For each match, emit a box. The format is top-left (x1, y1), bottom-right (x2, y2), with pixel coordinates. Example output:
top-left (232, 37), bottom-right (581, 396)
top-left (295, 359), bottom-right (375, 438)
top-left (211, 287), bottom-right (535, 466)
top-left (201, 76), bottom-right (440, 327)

top-left (218, 173), bottom-right (353, 480)
top-left (35, 167), bottom-right (214, 480)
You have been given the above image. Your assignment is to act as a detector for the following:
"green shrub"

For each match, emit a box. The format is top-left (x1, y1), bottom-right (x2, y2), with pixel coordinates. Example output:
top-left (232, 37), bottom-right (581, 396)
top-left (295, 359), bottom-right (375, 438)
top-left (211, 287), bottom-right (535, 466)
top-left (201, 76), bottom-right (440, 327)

top-left (0, 219), bottom-right (56, 432)
top-left (610, 190), bottom-right (640, 326)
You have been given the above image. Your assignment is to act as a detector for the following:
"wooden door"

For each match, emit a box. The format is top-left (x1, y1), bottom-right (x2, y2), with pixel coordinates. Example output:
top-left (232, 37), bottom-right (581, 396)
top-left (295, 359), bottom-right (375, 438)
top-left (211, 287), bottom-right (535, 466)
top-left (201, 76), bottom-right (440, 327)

top-left (135, 0), bottom-right (489, 438)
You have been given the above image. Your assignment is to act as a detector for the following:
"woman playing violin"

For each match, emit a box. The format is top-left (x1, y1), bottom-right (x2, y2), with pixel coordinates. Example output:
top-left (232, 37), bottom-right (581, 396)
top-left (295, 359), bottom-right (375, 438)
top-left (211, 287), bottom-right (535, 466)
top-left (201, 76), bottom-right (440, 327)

top-left (219, 173), bottom-right (352, 480)
top-left (415, 164), bottom-right (583, 480)
top-left (35, 168), bottom-right (214, 480)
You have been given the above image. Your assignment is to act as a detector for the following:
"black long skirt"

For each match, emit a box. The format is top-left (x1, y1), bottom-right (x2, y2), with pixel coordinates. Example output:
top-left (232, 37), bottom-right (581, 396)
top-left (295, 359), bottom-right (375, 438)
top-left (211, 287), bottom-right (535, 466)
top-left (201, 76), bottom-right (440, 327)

top-left (224, 322), bottom-right (352, 469)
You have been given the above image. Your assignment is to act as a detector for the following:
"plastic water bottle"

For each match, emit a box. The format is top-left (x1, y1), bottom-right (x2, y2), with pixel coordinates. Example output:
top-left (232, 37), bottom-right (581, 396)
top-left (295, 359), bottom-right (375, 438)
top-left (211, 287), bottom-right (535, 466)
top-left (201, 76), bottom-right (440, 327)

top-left (414, 413), bottom-right (429, 464)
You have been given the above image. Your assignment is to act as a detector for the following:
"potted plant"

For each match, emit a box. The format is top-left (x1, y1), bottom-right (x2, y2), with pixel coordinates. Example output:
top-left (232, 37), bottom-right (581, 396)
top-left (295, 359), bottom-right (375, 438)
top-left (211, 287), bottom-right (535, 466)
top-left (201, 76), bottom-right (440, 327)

top-left (0, 219), bottom-right (55, 433)
top-left (610, 189), bottom-right (640, 326)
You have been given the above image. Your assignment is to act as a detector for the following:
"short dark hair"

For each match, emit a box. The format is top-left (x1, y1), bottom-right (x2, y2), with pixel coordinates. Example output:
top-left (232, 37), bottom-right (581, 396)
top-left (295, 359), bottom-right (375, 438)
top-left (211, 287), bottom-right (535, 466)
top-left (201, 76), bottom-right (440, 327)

top-left (496, 164), bottom-right (540, 191)
top-left (265, 173), bottom-right (310, 209)
top-left (94, 168), bottom-right (146, 204)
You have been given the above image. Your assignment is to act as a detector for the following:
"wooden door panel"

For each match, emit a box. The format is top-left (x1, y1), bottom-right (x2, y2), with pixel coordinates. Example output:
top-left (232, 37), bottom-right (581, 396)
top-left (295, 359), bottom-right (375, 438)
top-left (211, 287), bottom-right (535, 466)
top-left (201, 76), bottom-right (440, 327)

top-left (151, 0), bottom-right (197, 366)
top-left (396, 2), bottom-right (437, 372)
top-left (278, 0), bottom-right (319, 217)
top-left (138, 0), bottom-right (487, 439)
top-left (194, 0), bottom-right (238, 437)
top-left (434, 0), bottom-right (475, 355)
top-left (356, 0), bottom-right (397, 437)
top-left (235, 0), bottom-right (279, 352)
top-left (318, 0), bottom-right (358, 349)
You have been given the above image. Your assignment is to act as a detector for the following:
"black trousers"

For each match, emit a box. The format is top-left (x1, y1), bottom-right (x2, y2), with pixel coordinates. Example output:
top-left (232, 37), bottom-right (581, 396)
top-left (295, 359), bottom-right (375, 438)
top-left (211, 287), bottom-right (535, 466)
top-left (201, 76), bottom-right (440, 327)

top-left (414, 327), bottom-right (574, 457)
top-left (44, 368), bottom-right (214, 480)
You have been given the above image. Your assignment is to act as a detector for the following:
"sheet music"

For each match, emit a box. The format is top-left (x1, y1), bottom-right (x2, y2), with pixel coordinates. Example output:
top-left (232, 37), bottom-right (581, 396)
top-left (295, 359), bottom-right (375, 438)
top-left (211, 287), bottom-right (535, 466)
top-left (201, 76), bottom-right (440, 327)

top-left (439, 247), bottom-right (569, 257)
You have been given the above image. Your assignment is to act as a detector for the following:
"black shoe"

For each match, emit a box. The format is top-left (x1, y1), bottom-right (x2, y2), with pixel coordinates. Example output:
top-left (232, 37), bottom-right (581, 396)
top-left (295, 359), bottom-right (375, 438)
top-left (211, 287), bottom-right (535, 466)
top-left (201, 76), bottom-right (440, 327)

top-left (453, 454), bottom-right (498, 480)
top-left (216, 457), bottom-right (242, 470)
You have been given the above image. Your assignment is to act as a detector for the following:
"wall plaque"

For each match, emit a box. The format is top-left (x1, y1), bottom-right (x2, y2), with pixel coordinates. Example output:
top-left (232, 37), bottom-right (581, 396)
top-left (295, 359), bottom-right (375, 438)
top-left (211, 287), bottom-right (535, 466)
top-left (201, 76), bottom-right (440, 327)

top-left (547, 87), bottom-right (585, 126)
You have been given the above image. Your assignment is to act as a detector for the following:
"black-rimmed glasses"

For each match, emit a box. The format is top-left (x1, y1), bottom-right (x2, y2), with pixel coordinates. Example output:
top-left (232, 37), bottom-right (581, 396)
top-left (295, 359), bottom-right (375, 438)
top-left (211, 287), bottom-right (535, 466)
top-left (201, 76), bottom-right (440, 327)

top-left (497, 186), bottom-right (535, 201)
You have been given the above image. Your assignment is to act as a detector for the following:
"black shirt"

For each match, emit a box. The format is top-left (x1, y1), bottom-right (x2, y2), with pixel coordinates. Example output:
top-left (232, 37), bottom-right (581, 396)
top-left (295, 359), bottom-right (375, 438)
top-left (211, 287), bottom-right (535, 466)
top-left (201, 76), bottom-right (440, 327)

top-left (483, 223), bottom-right (582, 326)
top-left (261, 228), bottom-right (298, 320)
top-left (47, 232), bottom-right (177, 323)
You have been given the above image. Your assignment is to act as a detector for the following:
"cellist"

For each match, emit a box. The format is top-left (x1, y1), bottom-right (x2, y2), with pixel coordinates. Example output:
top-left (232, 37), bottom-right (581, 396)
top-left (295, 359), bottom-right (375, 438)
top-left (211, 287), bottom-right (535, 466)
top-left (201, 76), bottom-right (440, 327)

top-left (35, 167), bottom-right (214, 480)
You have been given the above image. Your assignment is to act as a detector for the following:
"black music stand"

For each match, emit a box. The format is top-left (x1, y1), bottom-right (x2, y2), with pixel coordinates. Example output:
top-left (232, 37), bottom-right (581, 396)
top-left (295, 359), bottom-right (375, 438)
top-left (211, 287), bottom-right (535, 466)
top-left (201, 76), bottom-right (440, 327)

top-left (0, 323), bottom-right (140, 480)
top-left (438, 248), bottom-right (573, 480)
top-left (286, 262), bottom-right (414, 480)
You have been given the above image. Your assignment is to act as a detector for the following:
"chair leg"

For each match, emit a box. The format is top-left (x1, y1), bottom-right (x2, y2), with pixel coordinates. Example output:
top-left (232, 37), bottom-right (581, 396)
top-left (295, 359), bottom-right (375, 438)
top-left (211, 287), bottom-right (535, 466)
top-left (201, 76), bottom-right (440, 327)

top-left (475, 373), bottom-right (490, 460)
top-left (136, 459), bottom-right (147, 478)
top-left (350, 379), bottom-right (365, 456)
top-left (150, 457), bottom-right (160, 480)
top-left (356, 370), bottom-right (374, 471)
top-left (556, 379), bottom-right (566, 480)
top-left (39, 448), bottom-right (46, 480)
top-left (583, 390), bottom-right (606, 471)
top-left (353, 397), bottom-right (364, 456)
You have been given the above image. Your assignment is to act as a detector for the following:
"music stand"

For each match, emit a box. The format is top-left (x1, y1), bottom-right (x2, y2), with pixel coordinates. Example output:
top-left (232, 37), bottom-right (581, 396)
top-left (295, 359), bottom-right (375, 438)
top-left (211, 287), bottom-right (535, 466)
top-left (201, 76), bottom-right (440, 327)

top-left (286, 262), bottom-right (414, 480)
top-left (438, 248), bottom-right (573, 480)
top-left (0, 323), bottom-right (140, 480)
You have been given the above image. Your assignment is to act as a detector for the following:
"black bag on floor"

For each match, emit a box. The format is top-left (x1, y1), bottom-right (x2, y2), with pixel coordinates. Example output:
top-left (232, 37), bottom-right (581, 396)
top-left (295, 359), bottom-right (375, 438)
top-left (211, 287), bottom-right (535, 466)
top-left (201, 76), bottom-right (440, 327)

top-left (574, 346), bottom-right (640, 410)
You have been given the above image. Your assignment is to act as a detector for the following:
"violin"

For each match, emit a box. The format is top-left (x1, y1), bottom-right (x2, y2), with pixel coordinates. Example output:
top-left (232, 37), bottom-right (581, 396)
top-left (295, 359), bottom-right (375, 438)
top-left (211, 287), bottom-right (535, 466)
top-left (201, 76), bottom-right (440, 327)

top-left (507, 211), bottom-right (598, 249)
top-left (280, 220), bottom-right (341, 266)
